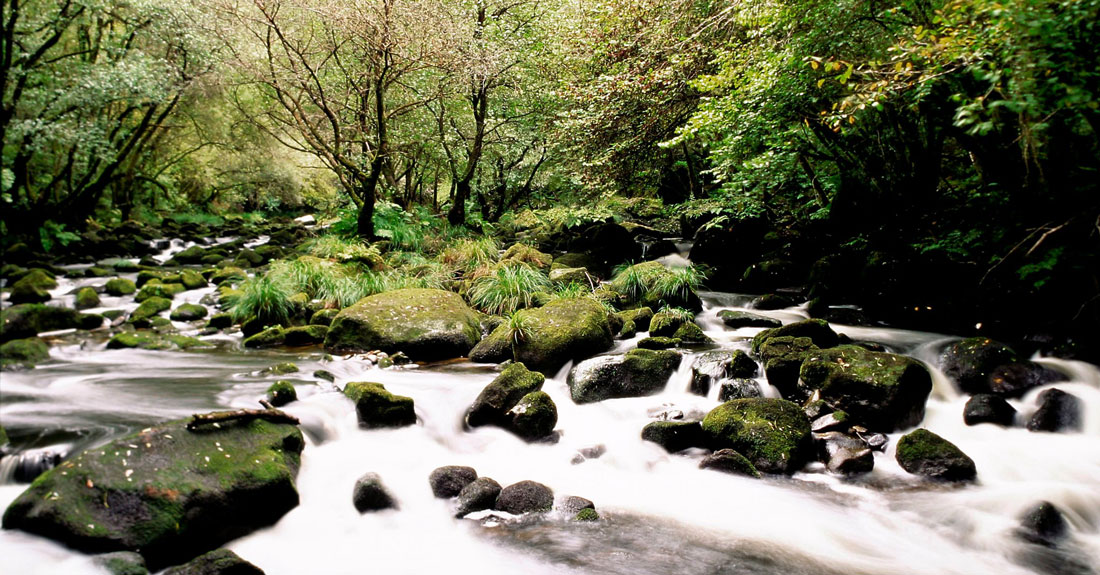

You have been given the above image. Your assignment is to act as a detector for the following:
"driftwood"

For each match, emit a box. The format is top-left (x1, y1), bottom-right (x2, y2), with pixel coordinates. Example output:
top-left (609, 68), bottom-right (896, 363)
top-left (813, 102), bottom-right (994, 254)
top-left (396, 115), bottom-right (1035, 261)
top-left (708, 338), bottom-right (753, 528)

top-left (186, 408), bottom-right (300, 431)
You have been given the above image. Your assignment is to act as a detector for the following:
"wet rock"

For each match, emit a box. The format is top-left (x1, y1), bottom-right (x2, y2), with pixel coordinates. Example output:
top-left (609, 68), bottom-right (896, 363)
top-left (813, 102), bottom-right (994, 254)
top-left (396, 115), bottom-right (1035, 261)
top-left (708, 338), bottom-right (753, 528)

top-left (963, 394), bottom-right (1016, 427)
top-left (940, 337), bottom-right (1018, 395)
top-left (648, 308), bottom-right (690, 337)
top-left (105, 278), bottom-right (137, 297)
top-left (455, 477), bottom-right (502, 518)
top-left (343, 382), bottom-right (416, 429)
top-left (616, 307), bottom-right (654, 332)
top-left (467, 363), bottom-right (545, 428)
top-left (352, 472), bottom-right (397, 512)
top-left (815, 431), bottom-right (874, 475)
top-left (266, 381), bottom-right (297, 407)
top-left (135, 283), bottom-right (186, 302)
top-left (1, 303), bottom-right (80, 341)
top-left (699, 449), bottom-right (761, 478)
top-left (324, 288), bottom-right (482, 361)
top-left (169, 245), bottom-right (207, 265)
top-left (1, 416), bottom-right (303, 570)
top-left (75, 287), bottom-right (101, 310)
top-left (717, 310), bottom-right (781, 329)
top-left (641, 421), bottom-right (706, 453)
top-left (78, 313), bottom-right (105, 330)
top-left (811, 411), bottom-right (850, 433)
top-left (988, 363), bottom-right (1066, 397)
top-left (751, 294), bottom-right (794, 310)
top-left (637, 336), bottom-right (681, 350)
top-left (282, 325), bottom-right (328, 346)
top-left (751, 319), bottom-right (839, 354)
top-left (569, 348), bottom-right (682, 404)
top-left (262, 362), bottom-right (298, 375)
top-left (557, 495), bottom-right (595, 515)
top-left (1026, 388), bottom-right (1082, 433)
top-left (243, 326), bottom-right (285, 348)
top-left (93, 551), bottom-right (149, 575)
top-left (755, 336), bottom-right (819, 399)
top-left (495, 480), bottom-right (553, 515)
top-left (690, 350), bottom-right (757, 396)
top-left (1016, 501), bottom-right (1069, 546)
top-left (309, 309), bottom-right (339, 326)
top-left (313, 370), bottom-right (336, 383)
top-left (210, 267), bottom-right (247, 286)
top-left (429, 466), bottom-right (478, 498)
top-left (9, 269), bottom-right (57, 304)
top-left (179, 270), bottom-right (207, 290)
top-left (477, 298), bottom-right (614, 373)
top-left (507, 391), bottom-right (558, 441)
top-left (701, 398), bottom-right (812, 474)
top-left (895, 428), bottom-right (976, 481)
top-left (128, 297), bottom-right (172, 327)
top-left (1, 337), bottom-right (50, 369)
top-left (574, 508), bottom-right (600, 521)
top-left (672, 322), bottom-right (712, 344)
top-left (170, 304), bottom-right (208, 322)
top-left (162, 549), bottom-right (264, 575)
top-left (799, 346), bottom-right (933, 432)
top-left (718, 379), bottom-right (762, 401)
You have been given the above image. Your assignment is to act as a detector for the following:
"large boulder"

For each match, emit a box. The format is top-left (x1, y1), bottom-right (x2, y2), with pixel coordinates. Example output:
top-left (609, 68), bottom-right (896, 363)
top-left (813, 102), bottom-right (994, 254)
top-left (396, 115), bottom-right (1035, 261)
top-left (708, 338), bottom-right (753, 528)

top-left (895, 428), bottom-right (976, 481)
top-left (1, 416), bottom-right (304, 570)
top-left (9, 269), bottom-right (57, 304)
top-left (568, 349), bottom-right (681, 404)
top-left (324, 288), bottom-right (481, 361)
top-left (940, 337), bottom-right (1018, 395)
top-left (343, 382), bottom-right (416, 428)
top-left (964, 394), bottom-right (1016, 427)
top-left (472, 298), bottom-right (613, 374)
top-left (466, 363), bottom-right (544, 428)
top-left (751, 319), bottom-right (839, 355)
top-left (1026, 388), bottom-right (1082, 433)
top-left (756, 336), bottom-right (819, 399)
top-left (798, 346), bottom-right (933, 432)
top-left (700, 398), bottom-right (812, 474)
top-left (507, 391), bottom-right (558, 441)
top-left (1, 304), bottom-right (81, 341)
top-left (162, 549), bottom-right (264, 575)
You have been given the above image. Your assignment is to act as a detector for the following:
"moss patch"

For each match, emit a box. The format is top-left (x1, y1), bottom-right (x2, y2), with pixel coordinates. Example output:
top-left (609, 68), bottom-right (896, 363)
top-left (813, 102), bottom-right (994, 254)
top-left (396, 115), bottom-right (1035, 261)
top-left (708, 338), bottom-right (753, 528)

top-left (701, 398), bottom-right (812, 474)
top-left (343, 382), bottom-right (416, 428)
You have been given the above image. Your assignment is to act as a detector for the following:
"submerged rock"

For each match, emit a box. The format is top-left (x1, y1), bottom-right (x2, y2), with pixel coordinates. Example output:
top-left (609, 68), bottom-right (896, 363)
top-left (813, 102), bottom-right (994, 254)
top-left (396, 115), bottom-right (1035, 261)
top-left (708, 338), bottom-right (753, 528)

top-left (1026, 388), bottom-right (1082, 433)
top-left (1, 417), bottom-right (304, 569)
top-left (701, 398), bottom-right (812, 475)
top-left (963, 394), bottom-right (1016, 427)
top-left (568, 348), bottom-right (681, 404)
top-left (352, 472), bottom-right (397, 512)
top-left (324, 288), bottom-right (482, 361)
top-left (343, 382), bottom-right (416, 428)
top-left (894, 428), bottom-right (976, 481)
top-left (162, 549), bottom-right (264, 575)
top-left (1016, 501), bottom-right (1069, 546)
top-left (429, 466), bottom-right (478, 498)
top-left (455, 477), bottom-right (502, 518)
top-left (495, 480), bottom-right (553, 515)
top-left (699, 449), bottom-right (761, 478)
top-left (641, 421), bottom-right (705, 453)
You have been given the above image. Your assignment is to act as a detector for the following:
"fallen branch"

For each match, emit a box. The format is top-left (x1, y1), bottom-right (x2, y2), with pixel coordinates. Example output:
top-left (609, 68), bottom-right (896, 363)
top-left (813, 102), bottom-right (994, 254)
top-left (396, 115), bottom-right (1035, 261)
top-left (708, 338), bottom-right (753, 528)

top-left (187, 408), bottom-right (300, 431)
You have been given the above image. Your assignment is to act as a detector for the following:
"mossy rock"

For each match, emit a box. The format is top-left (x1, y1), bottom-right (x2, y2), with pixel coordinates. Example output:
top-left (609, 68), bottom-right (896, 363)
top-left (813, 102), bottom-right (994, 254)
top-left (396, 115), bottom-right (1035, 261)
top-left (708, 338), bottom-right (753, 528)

top-left (649, 309), bottom-right (687, 337)
top-left (162, 548), bottom-right (263, 575)
top-left (343, 382), bottom-right (416, 428)
top-left (511, 298), bottom-right (614, 374)
top-left (507, 391), bottom-right (558, 441)
top-left (210, 267), bottom-right (248, 286)
top-left (266, 381), bottom-right (298, 407)
top-left (283, 325), bottom-right (328, 346)
top-left (9, 269), bottom-right (57, 304)
top-left (105, 278), bottom-right (137, 297)
top-left (940, 337), bottom-right (1018, 395)
top-left (244, 327), bottom-right (286, 348)
top-left (574, 508), bottom-right (600, 521)
top-left (701, 398), bottom-right (812, 474)
top-left (0, 417), bottom-right (304, 570)
top-left (569, 348), bottom-right (682, 404)
top-left (467, 362), bottom-right (545, 427)
top-left (672, 321), bottom-right (712, 344)
top-left (757, 336), bottom-right (819, 399)
top-left (699, 449), bottom-right (762, 478)
top-left (895, 428), bottom-right (976, 481)
top-left (751, 319), bottom-right (838, 355)
top-left (137, 271), bottom-right (179, 288)
top-left (0, 425), bottom-right (8, 446)
top-left (170, 304), bottom-right (208, 322)
top-left (254, 244), bottom-right (286, 264)
top-left (107, 333), bottom-right (172, 350)
top-left (717, 310), bottom-right (781, 329)
top-left (262, 362), bottom-right (299, 375)
top-left (179, 270), bottom-right (207, 291)
top-left (309, 308), bottom-right (339, 326)
top-left (324, 288), bottom-right (481, 361)
top-left (84, 267), bottom-right (115, 278)
top-left (468, 325), bottom-right (513, 364)
top-left (1, 337), bottom-right (50, 369)
top-left (637, 336), bottom-right (681, 350)
top-left (619, 320), bottom-right (638, 339)
top-left (233, 249), bottom-right (264, 268)
top-left (494, 480), bottom-right (554, 515)
top-left (170, 245), bottom-right (207, 264)
top-left (641, 421), bottom-right (705, 453)
top-left (549, 267), bottom-right (592, 285)
top-left (165, 335), bottom-right (211, 350)
top-left (502, 243), bottom-right (553, 271)
top-left (93, 551), bottom-right (149, 575)
top-left (1, 304), bottom-right (81, 342)
top-left (129, 297), bottom-right (172, 327)
top-left (135, 283), bottom-right (185, 303)
top-left (616, 307), bottom-right (654, 332)
top-left (690, 350), bottom-right (757, 396)
top-left (206, 313), bottom-right (233, 330)
top-left (75, 287), bottom-right (102, 310)
top-left (216, 287), bottom-right (243, 310)
top-left (799, 345), bottom-right (933, 432)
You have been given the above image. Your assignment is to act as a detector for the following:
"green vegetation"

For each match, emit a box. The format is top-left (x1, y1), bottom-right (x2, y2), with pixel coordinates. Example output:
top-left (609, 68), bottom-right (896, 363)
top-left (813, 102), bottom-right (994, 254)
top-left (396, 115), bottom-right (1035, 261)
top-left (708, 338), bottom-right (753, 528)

top-left (231, 273), bottom-right (296, 326)
top-left (468, 265), bottom-right (552, 316)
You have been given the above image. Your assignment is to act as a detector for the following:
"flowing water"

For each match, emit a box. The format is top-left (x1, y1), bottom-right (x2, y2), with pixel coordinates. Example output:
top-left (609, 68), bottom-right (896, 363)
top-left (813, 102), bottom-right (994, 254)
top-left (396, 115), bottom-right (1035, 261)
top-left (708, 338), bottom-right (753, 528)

top-left (2, 258), bottom-right (1099, 574)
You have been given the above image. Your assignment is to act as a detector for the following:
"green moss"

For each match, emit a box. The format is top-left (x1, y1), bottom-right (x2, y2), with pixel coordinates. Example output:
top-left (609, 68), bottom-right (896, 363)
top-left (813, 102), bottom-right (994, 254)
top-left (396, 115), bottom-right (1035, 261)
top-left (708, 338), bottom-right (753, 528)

top-left (672, 322), bottom-right (712, 344)
top-left (169, 304), bottom-right (208, 322)
top-left (343, 381), bottom-right (416, 428)
top-left (74, 287), bottom-right (101, 310)
top-left (0, 425), bottom-right (8, 446)
top-left (210, 266), bottom-right (248, 286)
top-left (244, 326), bottom-right (287, 348)
top-left (637, 336), bottom-right (681, 350)
top-left (105, 278), bottom-right (137, 296)
top-left (895, 428), bottom-right (977, 481)
top-left (1, 304), bottom-right (81, 341)
top-left (648, 309), bottom-right (686, 337)
top-left (128, 297), bottom-right (172, 326)
top-left (165, 335), bottom-right (210, 350)
top-left (267, 380), bottom-right (298, 407)
top-left (1, 337), bottom-right (50, 362)
top-left (262, 362), bottom-right (299, 375)
top-left (310, 308), bottom-right (339, 326)
top-left (616, 307), bottom-right (654, 332)
top-left (283, 325), bottom-right (328, 346)
top-left (511, 298), bottom-right (614, 374)
top-left (467, 362), bottom-right (545, 427)
top-left (751, 319), bottom-right (838, 355)
top-left (107, 333), bottom-right (171, 350)
top-left (508, 391), bottom-right (558, 441)
top-left (701, 398), bottom-right (811, 474)
top-left (206, 313), bottom-right (234, 330)
top-left (179, 270), bottom-right (207, 290)
top-left (134, 283), bottom-right (185, 303)
top-left (574, 508), bottom-right (600, 521)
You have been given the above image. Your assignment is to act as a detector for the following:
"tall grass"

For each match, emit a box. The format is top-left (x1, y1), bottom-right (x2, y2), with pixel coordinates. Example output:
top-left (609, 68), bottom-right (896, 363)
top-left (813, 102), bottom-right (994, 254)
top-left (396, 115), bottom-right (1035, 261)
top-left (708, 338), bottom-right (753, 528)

top-left (550, 281), bottom-right (591, 300)
top-left (468, 264), bottom-right (552, 315)
top-left (442, 237), bottom-right (500, 275)
top-left (611, 261), bottom-right (706, 305)
top-left (231, 272), bottom-right (295, 324)
top-left (610, 261), bottom-right (663, 301)
top-left (652, 265), bottom-right (706, 302)
top-left (306, 236), bottom-right (381, 264)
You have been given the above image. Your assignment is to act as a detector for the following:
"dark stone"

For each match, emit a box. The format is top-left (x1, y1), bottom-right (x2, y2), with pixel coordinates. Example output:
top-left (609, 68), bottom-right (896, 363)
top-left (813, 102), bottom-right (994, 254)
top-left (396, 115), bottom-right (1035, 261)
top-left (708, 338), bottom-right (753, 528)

top-left (751, 294), bottom-right (794, 310)
top-left (717, 310), bottom-right (781, 329)
top-left (93, 551), bottom-right (149, 575)
top-left (206, 313), bottom-right (233, 330)
top-left (170, 304), bottom-right (208, 322)
top-left (467, 363), bottom-right (544, 428)
top-left (352, 472), bottom-right (397, 512)
top-left (1016, 501), bottom-right (1069, 546)
top-left (640, 421), bottom-right (705, 453)
top-left (989, 362), bottom-right (1067, 397)
top-left (701, 398), bottom-right (812, 474)
top-left (718, 379), bottom-right (762, 401)
top-left (161, 549), bottom-right (264, 575)
top-left (569, 348), bottom-right (681, 403)
top-left (690, 350), bottom-right (757, 396)
top-left (964, 394), bottom-right (1016, 427)
top-left (265, 381), bottom-right (297, 407)
top-left (343, 382), bottom-right (416, 428)
top-left (429, 466), bottom-right (478, 498)
top-left (895, 428), bottom-right (976, 481)
top-left (815, 431), bottom-right (874, 475)
top-left (507, 391), bottom-right (558, 441)
top-left (455, 477), bottom-right (502, 518)
top-left (811, 411), bottom-right (850, 433)
top-left (751, 319), bottom-right (839, 355)
top-left (757, 336), bottom-right (819, 400)
top-left (1026, 388), bottom-right (1082, 433)
top-left (495, 480), bottom-right (553, 515)
top-left (940, 337), bottom-right (1018, 395)
top-left (699, 449), bottom-right (761, 478)
top-left (1, 304), bottom-right (80, 342)
top-left (282, 325), bottom-right (328, 346)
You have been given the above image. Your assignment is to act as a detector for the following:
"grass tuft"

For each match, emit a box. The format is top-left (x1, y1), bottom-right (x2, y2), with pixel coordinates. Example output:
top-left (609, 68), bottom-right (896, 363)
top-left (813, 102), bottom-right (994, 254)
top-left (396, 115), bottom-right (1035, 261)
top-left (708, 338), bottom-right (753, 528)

top-left (468, 264), bottom-right (552, 315)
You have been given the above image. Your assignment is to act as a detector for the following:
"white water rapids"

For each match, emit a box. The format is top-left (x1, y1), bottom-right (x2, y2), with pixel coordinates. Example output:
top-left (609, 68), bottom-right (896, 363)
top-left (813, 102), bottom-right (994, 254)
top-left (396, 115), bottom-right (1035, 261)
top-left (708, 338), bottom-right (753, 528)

top-left (1, 291), bottom-right (1099, 574)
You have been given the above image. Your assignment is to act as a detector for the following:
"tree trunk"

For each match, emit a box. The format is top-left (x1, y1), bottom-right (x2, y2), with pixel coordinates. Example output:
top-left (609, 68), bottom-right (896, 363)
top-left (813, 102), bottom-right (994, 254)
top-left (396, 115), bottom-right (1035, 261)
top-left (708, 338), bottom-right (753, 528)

top-left (357, 197), bottom-right (375, 238)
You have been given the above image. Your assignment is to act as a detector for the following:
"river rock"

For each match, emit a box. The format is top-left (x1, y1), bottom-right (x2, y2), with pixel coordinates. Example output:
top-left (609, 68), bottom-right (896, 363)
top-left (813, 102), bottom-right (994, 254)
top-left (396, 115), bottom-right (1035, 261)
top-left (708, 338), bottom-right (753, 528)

top-left (701, 398), bottom-right (812, 474)
top-left (162, 549), bottom-right (264, 575)
top-left (989, 362), bottom-right (1067, 397)
top-left (9, 269), bottom-right (57, 304)
top-left (135, 283), bottom-right (186, 302)
top-left (751, 294), bottom-right (795, 310)
top-left (672, 321), bottom-right (712, 344)
top-left (751, 319), bottom-right (839, 355)
top-left (568, 348), bottom-right (681, 404)
top-left (180, 270), bottom-right (207, 290)
top-left (1026, 388), bottom-right (1082, 433)
top-left (170, 304), bottom-right (208, 322)
top-left (343, 382), bottom-right (416, 428)
top-left (1, 416), bottom-right (304, 569)
top-left (495, 480), bottom-right (553, 515)
top-left (1, 337), bottom-right (50, 369)
top-left (210, 267), bottom-right (247, 286)
top-left (243, 326), bottom-right (285, 348)
top-left (940, 337), bottom-right (1018, 395)
top-left (717, 310), bottom-right (781, 329)
top-left (324, 288), bottom-right (481, 361)
top-left (93, 551), bottom-right (149, 575)
top-left (75, 287), bottom-right (101, 310)
top-left (105, 278), bottom-right (137, 296)
top-left (616, 307), bottom-right (654, 332)
top-left (637, 336), bottom-right (681, 350)
top-left (455, 477), bottom-right (502, 518)
top-left (811, 411), bottom-right (850, 433)
top-left (1016, 501), bottom-right (1069, 546)
top-left (641, 421), bottom-right (705, 453)
top-left (129, 297), bottom-right (172, 326)
top-left (648, 309), bottom-right (689, 337)
top-left (690, 350), bottom-right (757, 396)
top-left (266, 381), bottom-right (297, 407)
top-left (352, 472), bottom-right (397, 512)
top-left (815, 431), bottom-right (874, 475)
top-left (895, 428), bottom-right (976, 481)
top-left (756, 336), bottom-right (819, 399)
top-left (507, 391), bottom-right (558, 441)
top-left (467, 362), bottom-right (545, 428)
top-left (699, 449), bottom-right (761, 478)
top-left (718, 379), bottom-right (762, 401)
top-left (506, 298), bottom-right (614, 373)
top-left (310, 309), bottom-right (339, 326)
top-left (429, 466), bottom-right (478, 498)
top-left (282, 325), bottom-right (328, 346)
top-left (963, 394), bottom-right (1016, 426)
top-left (1, 303), bottom-right (81, 341)
top-left (798, 346), bottom-right (933, 432)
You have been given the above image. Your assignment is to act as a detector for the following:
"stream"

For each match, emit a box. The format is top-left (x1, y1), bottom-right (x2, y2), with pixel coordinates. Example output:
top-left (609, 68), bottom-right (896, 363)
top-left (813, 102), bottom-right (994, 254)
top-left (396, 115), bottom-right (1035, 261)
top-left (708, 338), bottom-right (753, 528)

top-left (1, 250), bottom-right (1099, 574)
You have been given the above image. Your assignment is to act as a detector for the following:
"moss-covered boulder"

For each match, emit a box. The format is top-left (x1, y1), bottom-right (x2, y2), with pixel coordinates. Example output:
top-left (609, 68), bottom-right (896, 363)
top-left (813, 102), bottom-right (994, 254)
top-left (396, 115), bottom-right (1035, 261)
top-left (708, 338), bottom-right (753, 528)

top-left (266, 381), bottom-right (297, 407)
top-left (637, 336), bottom-right (681, 350)
top-left (502, 244), bottom-right (553, 271)
top-left (210, 267), bottom-right (248, 286)
top-left (466, 363), bottom-right (545, 427)
top-left (137, 271), bottom-right (179, 288)
top-left (107, 333), bottom-right (173, 350)
top-left (261, 362), bottom-right (299, 376)
top-left (690, 350), bottom-right (757, 396)
top-left (616, 307), bottom-right (654, 332)
top-left (489, 298), bottom-right (614, 374)
top-left (751, 319), bottom-right (838, 355)
top-left (672, 321), bottom-right (712, 344)
top-left (798, 346), bottom-right (933, 432)
top-left (343, 382), bottom-right (416, 428)
top-left (757, 336), bottom-right (819, 399)
top-left (549, 267), bottom-right (592, 285)
top-left (507, 391), bottom-right (558, 441)
top-left (179, 270), bottom-right (207, 291)
top-left (283, 325), bottom-right (328, 346)
top-left (75, 287), bottom-right (102, 310)
top-left (128, 297), bottom-right (172, 327)
top-left (1, 417), bottom-right (303, 569)
top-left (895, 428), bottom-right (976, 481)
top-left (170, 245), bottom-right (207, 265)
top-left (309, 308), bottom-right (339, 326)
top-left (1, 337), bottom-right (50, 369)
top-left (701, 398), bottom-right (812, 474)
top-left (717, 310), bottom-right (781, 329)
top-left (135, 283), bottom-right (186, 303)
top-left (9, 269), bottom-right (57, 304)
top-left (568, 348), bottom-right (681, 404)
top-left (324, 288), bottom-right (481, 361)
top-left (641, 421), bottom-right (705, 453)
top-left (648, 309), bottom-right (688, 337)
top-left (105, 278), bottom-right (137, 297)
top-left (170, 304), bottom-right (208, 322)
top-left (162, 548), bottom-right (264, 575)
top-left (1, 304), bottom-right (81, 342)
top-left (243, 327), bottom-right (286, 348)
top-left (699, 449), bottom-right (761, 478)
top-left (940, 337), bottom-right (1018, 395)
top-left (206, 313), bottom-right (233, 330)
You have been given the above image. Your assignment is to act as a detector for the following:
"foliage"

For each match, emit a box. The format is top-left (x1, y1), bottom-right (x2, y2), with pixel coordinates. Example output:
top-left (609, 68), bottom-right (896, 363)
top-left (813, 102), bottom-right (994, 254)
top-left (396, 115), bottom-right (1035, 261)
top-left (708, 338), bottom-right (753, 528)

top-left (442, 237), bottom-right (501, 275)
top-left (306, 236), bottom-right (382, 265)
top-left (231, 272), bottom-right (296, 325)
top-left (467, 264), bottom-right (553, 315)
top-left (652, 266), bottom-right (707, 302)
top-left (657, 306), bottom-right (696, 323)
top-left (38, 221), bottom-right (81, 253)
top-left (551, 282), bottom-right (591, 300)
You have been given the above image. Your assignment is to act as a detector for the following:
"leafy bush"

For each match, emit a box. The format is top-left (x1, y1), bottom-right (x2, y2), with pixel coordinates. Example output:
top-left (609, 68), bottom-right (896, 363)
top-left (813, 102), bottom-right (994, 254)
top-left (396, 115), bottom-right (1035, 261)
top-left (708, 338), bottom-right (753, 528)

top-left (468, 264), bottom-right (552, 315)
